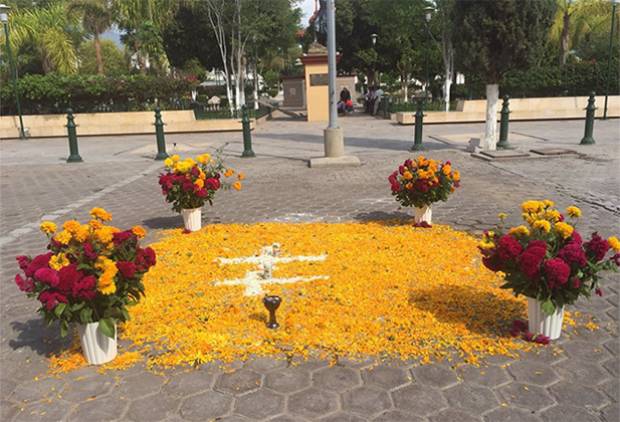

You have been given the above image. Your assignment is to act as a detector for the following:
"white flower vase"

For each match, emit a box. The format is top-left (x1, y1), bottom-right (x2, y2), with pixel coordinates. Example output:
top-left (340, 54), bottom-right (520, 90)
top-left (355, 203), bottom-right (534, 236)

top-left (181, 208), bottom-right (202, 232)
top-left (414, 205), bottom-right (432, 224)
top-left (78, 322), bottom-right (117, 365)
top-left (527, 298), bottom-right (564, 340)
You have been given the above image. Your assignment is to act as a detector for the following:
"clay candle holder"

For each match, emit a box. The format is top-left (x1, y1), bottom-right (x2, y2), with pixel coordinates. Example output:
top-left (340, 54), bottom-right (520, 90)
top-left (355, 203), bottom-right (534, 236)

top-left (263, 295), bottom-right (281, 329)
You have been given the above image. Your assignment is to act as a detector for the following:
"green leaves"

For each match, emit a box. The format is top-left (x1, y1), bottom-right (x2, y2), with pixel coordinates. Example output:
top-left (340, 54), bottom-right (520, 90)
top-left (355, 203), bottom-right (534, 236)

top-left (541, 299), bottom-right (556, 315)
top-left (98, 318), bottom-right (116, 339)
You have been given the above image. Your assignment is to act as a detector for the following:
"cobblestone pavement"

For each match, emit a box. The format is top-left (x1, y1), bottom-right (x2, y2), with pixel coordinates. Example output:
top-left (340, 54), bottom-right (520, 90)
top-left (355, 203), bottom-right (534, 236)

top-left (0, 115), bottom-right (618, 421)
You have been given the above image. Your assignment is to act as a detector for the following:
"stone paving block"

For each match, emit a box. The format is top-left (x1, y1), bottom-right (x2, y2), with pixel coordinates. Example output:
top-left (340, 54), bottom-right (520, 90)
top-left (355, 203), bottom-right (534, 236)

top-left (602, 358), bottom-right (619, 377)
top-left (342, 385), bottom-right (391, 416)
top-left (320, 412), bottom-right (367, 422)
top-left (234, 389), bottom-right (285, 419)
top-left (498, 382), bottom-right (555, 411)
top-left (411, 364), bottom-right (459, 389)
top-left (59, 375), bottom-right (116, 403)
top-left (244, 356), bottom-right (288, 373)
top-left (217, 416), bottom-right (251, 422)
top-left (313, 366), bottom-right (361, 392)
top-left (265, 367), bottom-right (311, 393)
top-left (215, 369), bottom-right (262, 395)
top-left (457, 365), bottom-right (511, 388)
top-left (553, 358), bottom-right (611, 386)
top-left (549, 382), bottom-right (610, 409)
top-left (288, 387), bottom-right (339, 419)
top-left (115, 372), bottom-right (166, 398)
top-left (603, 338), bottom-right (619, 356)
top-left (561, 340), bottom-right (611, 362)
top-left (430, 408), bottom-right (482, 422)
top-left (483, 407), bottom-right (542, 422)
top-left (600, 378), bottom-right (619, 401)
top-left (391, 384), bottom-right (448, 416)
top-left (163, 368), bottom-right (216, 397)
top-left (0, 400), bottom-right (19, 422)
top-left (373, 410), bottom-right (425, 422)
top-left (517, 347), bottom-right (566, 365)
top-left (9, 376), bottom-right (66, 403)
top-left (506, 360), bottom-right (560, 386)
top-left (67, 394), bottom-right (129, 421)
top-left (540, 404), bottom-right (601, 422)
top-left (179, 390), bottom-right (232, 421)
top-left (443, 383), bottom-right (499, 414)
top-left (12, 399), bottom-right (73, 422)
top-left (126, 392), bottom-right (180, 422)
top-left (601, 402), bottom-right (619, 422)
top-left (361, 365), bottom-right (411, 390)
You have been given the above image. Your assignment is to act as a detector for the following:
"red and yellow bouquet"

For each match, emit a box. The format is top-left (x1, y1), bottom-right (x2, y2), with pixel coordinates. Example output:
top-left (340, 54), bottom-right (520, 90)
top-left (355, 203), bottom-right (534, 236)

top-left (480, 200), bottom-right (619, 314)
top-left (14, 208), bottom-right (156, 338)
top-left (389, 156), bottom-right (460, 208)
top-left (158, 153), bottom-right (243, 213)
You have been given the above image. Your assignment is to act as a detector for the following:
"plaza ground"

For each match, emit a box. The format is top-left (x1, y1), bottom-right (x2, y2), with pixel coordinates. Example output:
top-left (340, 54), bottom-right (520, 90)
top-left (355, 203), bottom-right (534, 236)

top-left (0, 115), bottom-right (618, 421)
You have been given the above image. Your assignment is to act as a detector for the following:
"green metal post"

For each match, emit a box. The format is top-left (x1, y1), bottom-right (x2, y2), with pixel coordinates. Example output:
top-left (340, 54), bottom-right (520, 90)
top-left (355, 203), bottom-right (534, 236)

top-left (412, 99), bottom-right (424, 151)
top-left (66, 109), bottom-right (83, 163)
top-left (603, 1), bottom-right (617, 120)
top-left (241, 105), bottom-right (255, 158)
top-left (3, 20), bottom-right (26, 139)
top-left (497, 95), bottom-right (513, 149)
top-left (580, 92), bottom-right (597, 145)
top-left (154, 107), bottom-right (168, 160)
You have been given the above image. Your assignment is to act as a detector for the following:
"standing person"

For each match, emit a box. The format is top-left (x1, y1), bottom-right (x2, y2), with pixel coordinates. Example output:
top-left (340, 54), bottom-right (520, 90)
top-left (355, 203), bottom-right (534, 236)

top-left (372, 86), bottom-right (384, 115)
top-left (366, 86), bottom-right (375, 114)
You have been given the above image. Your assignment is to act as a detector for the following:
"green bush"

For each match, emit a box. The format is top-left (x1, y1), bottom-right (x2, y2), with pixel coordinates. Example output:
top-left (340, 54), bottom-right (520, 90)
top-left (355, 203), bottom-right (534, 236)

top-left (1, 73), bottom-right (195, 115)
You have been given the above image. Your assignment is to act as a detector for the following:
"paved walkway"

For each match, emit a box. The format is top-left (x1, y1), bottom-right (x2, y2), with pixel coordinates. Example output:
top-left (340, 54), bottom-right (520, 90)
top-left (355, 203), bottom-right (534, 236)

top-left (0, 115), bottom-right (618, 421)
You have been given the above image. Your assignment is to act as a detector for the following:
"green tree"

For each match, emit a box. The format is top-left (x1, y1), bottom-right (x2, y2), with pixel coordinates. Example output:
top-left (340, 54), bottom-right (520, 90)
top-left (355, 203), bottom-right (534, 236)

top-left (68, 0), bottom-right (114, 74)
top-left (78, 39), bottom-right (127, 75)
top-left (454, 0), bottom-right (556, 150)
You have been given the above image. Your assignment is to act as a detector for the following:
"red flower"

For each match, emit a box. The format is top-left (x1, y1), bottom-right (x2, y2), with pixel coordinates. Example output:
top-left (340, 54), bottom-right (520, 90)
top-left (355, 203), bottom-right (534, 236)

top-left (24, 253), bottom-right (53, 277)
top-left (16, 255), bottom-right (30, 272)
top-left (34, 267), bottom-right (60, 287)
top-left (557, 242), bottom-right (587, 268)
top-left (196, 188), bottom-right (209, 198)
top-left (595, 288), bottom-right (603, 296)
top-left (544, 258), bottom-right (571, 289)
top-left (116, 261), bottom-right (137, 279)
top-left (399, 165), bottom-right (405, 175)
top-left (39, 291), bottom-right (67, 311)
top-left (135, 247), bottom-right (156, 271)
top-left (82, 243), bottom-right (98, 261)
top-left (518, 241), bottom-right (547, 280)
top-left (584, 232), bottom-right (610, 262)
top-left (15, 274), bottom-right (34, 292)
top-left (205, 178), bottom-right (220, 191)
top-left (182, 181), bottom-right (194, 192)
top-left (113, 230), bottom-right (134, 246)
top-left (57, 264), bottom-right (84, 294)
top-left (571, 277), bottom-right (581, 289)
top-left (497, 235), bottom-right (523, 262)
top-left (571, 231), bottom-right (583, 245)
top-left (482, 255), bottom-right (503, 272)
top-left (190, 166), bottom-right (200, 177)
top-left (534, 334), bottom-right (550, 345)
top-left (404, 159), bottom-right (413, 168)
top-left (72, 275), bottom-right (97, 300)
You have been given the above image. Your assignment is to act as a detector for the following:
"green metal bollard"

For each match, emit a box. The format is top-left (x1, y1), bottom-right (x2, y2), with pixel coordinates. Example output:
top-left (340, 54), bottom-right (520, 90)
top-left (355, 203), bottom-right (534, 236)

top-left (154, 107), bottom-right (169, 160)
top-left (241, 105), bottom-right (255, 158)
top-left (497, 95), bottom-right (514, 149)
top-left (66, 109), bottom-right (83, 163)
top-left (580, 92), bottom-right (597, 145)
top-left (411, 99), bottom-right (425, 151)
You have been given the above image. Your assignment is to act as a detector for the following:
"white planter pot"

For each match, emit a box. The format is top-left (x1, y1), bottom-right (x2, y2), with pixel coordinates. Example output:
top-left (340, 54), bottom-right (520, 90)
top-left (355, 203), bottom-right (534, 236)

top-left (78, 322), bottom-right (117, 365)
top-left (414, 205), bottom-right (432, 224)
top-left (181, 207), bottom-right (202, 232)
top-left (527, 297), bottom-right (564, 340)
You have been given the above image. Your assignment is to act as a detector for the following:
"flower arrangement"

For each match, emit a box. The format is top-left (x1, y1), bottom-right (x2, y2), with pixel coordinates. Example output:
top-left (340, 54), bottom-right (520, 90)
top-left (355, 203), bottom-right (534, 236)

top-left (479, 200), bottom-right (619, 315)
top-left (389, 156), bottom-right (460, 208)
top-left (14, 208), bottom-right (156, 339)
top-left (158, 152), bottom-right (243, 213)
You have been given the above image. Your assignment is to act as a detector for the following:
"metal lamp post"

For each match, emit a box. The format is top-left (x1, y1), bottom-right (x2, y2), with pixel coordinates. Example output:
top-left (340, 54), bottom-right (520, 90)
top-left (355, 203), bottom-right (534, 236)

top-left (603, 0), bottom-right (619, 120)
top-left (1, 4), bottom-right (26, 139)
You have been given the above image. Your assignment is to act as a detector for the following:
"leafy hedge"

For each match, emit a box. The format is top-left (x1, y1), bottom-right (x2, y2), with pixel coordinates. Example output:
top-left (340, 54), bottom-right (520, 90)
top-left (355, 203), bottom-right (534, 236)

top-left (454, 60), bottom-right (619, 100)
top-left (0, 74), bottom-right (195, 115)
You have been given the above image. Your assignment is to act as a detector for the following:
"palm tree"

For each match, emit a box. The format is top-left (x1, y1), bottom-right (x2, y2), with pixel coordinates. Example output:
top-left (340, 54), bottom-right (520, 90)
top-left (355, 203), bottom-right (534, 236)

top-left (68, 0), bottom-right (114, 75)
top-left (5, 2), bottom-right (79, 74)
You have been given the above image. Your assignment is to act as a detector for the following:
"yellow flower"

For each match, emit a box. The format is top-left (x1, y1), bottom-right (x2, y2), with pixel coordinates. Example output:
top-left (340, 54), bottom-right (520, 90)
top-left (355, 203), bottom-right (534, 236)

top-left (402, 171), bottom-right (413, 180)
top-left (54, 230), bottom-right (72, 245)
top-left (89, 219), bottom-right (103, 230)
top-left (98, 270), bottom-right (117, 295)
top-left (194, 179), bottom-right (204, 189)
top-left (608, 236), bottom-right (620, 252)
top-left (521, 200), bottom-right (544, 214)
top-left (486, 231), bottom-right (495, 238)
top-left (63, 220), bottom-right (81, 234)
top-left (542, 200), bottom-right (555, 208)
top-left (224, 169), bottom-right (234, 177)
top-left (95, 226), bottom-right (119, 244)
top-left (233, 181), bottom-right (242, 191)
top-left (509, 225), bottom-right (530, 236)
top-left (478, 240), bottom-right (495, 250)
top-left (164, 158), bottom-right (173, 167)
top-left (199, 170), bottom-right (206, 180)
top-left (40, 221), bottom-right (57, 235)
top-left (416, 155), bottom-right (428, 167)
top-left (73, 225), bottom-right (90, 242)
top-left (497, 213), bottom-right (508, 221)
top-left (132, 226), bottom-right (147, 238)
top-left (171, 154), bottom-right (180, 162)
top-left (237, 172), bottom-right (245, 181)
top-left (544, 209), bottom-right (561, 222)
top-left (405, 182), bottom-right (413, 190)
top-left (452, 171), bottom-right (460, 182)
top-left (533, 220), bottom-right (551, 233)
top-left (196, 153), bottom-right (211, 164)
top-left (566, 206), bottom-right (581, 218)
top-left (49, 253), bottom-right (70, 270)
top-left (90, 207), bottom-right (112, 221)
top-left (554, 222), bottom-right (574, 239)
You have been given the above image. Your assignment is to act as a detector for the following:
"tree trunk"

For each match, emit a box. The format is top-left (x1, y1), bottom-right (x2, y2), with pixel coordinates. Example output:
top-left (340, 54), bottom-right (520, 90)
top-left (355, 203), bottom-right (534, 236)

top-left (253, 61), bottom-right (259, 110)
top-left (403, 77), bottom-right (408, 103)
top-left (560, 9), bottom-right (570, 65)
top-left (443, 73), bottom-right (452, 112)
top-left (94, 33), bottom-right (104, 75)
top-left (483, 83), bottom-right (499, 151)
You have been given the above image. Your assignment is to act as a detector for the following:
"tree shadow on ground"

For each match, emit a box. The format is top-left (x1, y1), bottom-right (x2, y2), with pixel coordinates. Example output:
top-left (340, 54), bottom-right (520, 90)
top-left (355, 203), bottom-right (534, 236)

top-left (409, 284), bottom-right (524, 337)
top-left (10, 319), bottom-right (71, 356)
top-left (353, 210), bottom-right (412, 225)
top-left (143, 216), bottom-right (181, 230)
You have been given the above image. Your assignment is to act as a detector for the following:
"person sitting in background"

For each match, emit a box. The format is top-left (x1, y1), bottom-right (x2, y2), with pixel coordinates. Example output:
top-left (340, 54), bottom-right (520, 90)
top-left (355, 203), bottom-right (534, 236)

top-left (338, 87), bottom-right (353, 114)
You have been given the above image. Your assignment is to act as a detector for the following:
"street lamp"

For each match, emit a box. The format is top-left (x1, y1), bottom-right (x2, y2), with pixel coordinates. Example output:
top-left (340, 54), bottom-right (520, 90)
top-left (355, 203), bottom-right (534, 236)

top-left (603, 0), bottom-right (619, 120)
top-left (371, 33), bottom-right (378, 46)
top-left (1, 3), bottom-right (27, 139)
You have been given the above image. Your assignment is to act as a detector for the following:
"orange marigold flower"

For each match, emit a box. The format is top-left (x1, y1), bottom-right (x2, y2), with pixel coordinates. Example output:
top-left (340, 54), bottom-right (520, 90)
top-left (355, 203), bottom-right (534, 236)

top-left (224, 169), bottom-right (235, 177)
top-left (90, 207), bottom-right (112, 221)
top-left (233, 181), bottom-right (242, 191)
top-left (132, 226), bottom-right (147, 238)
